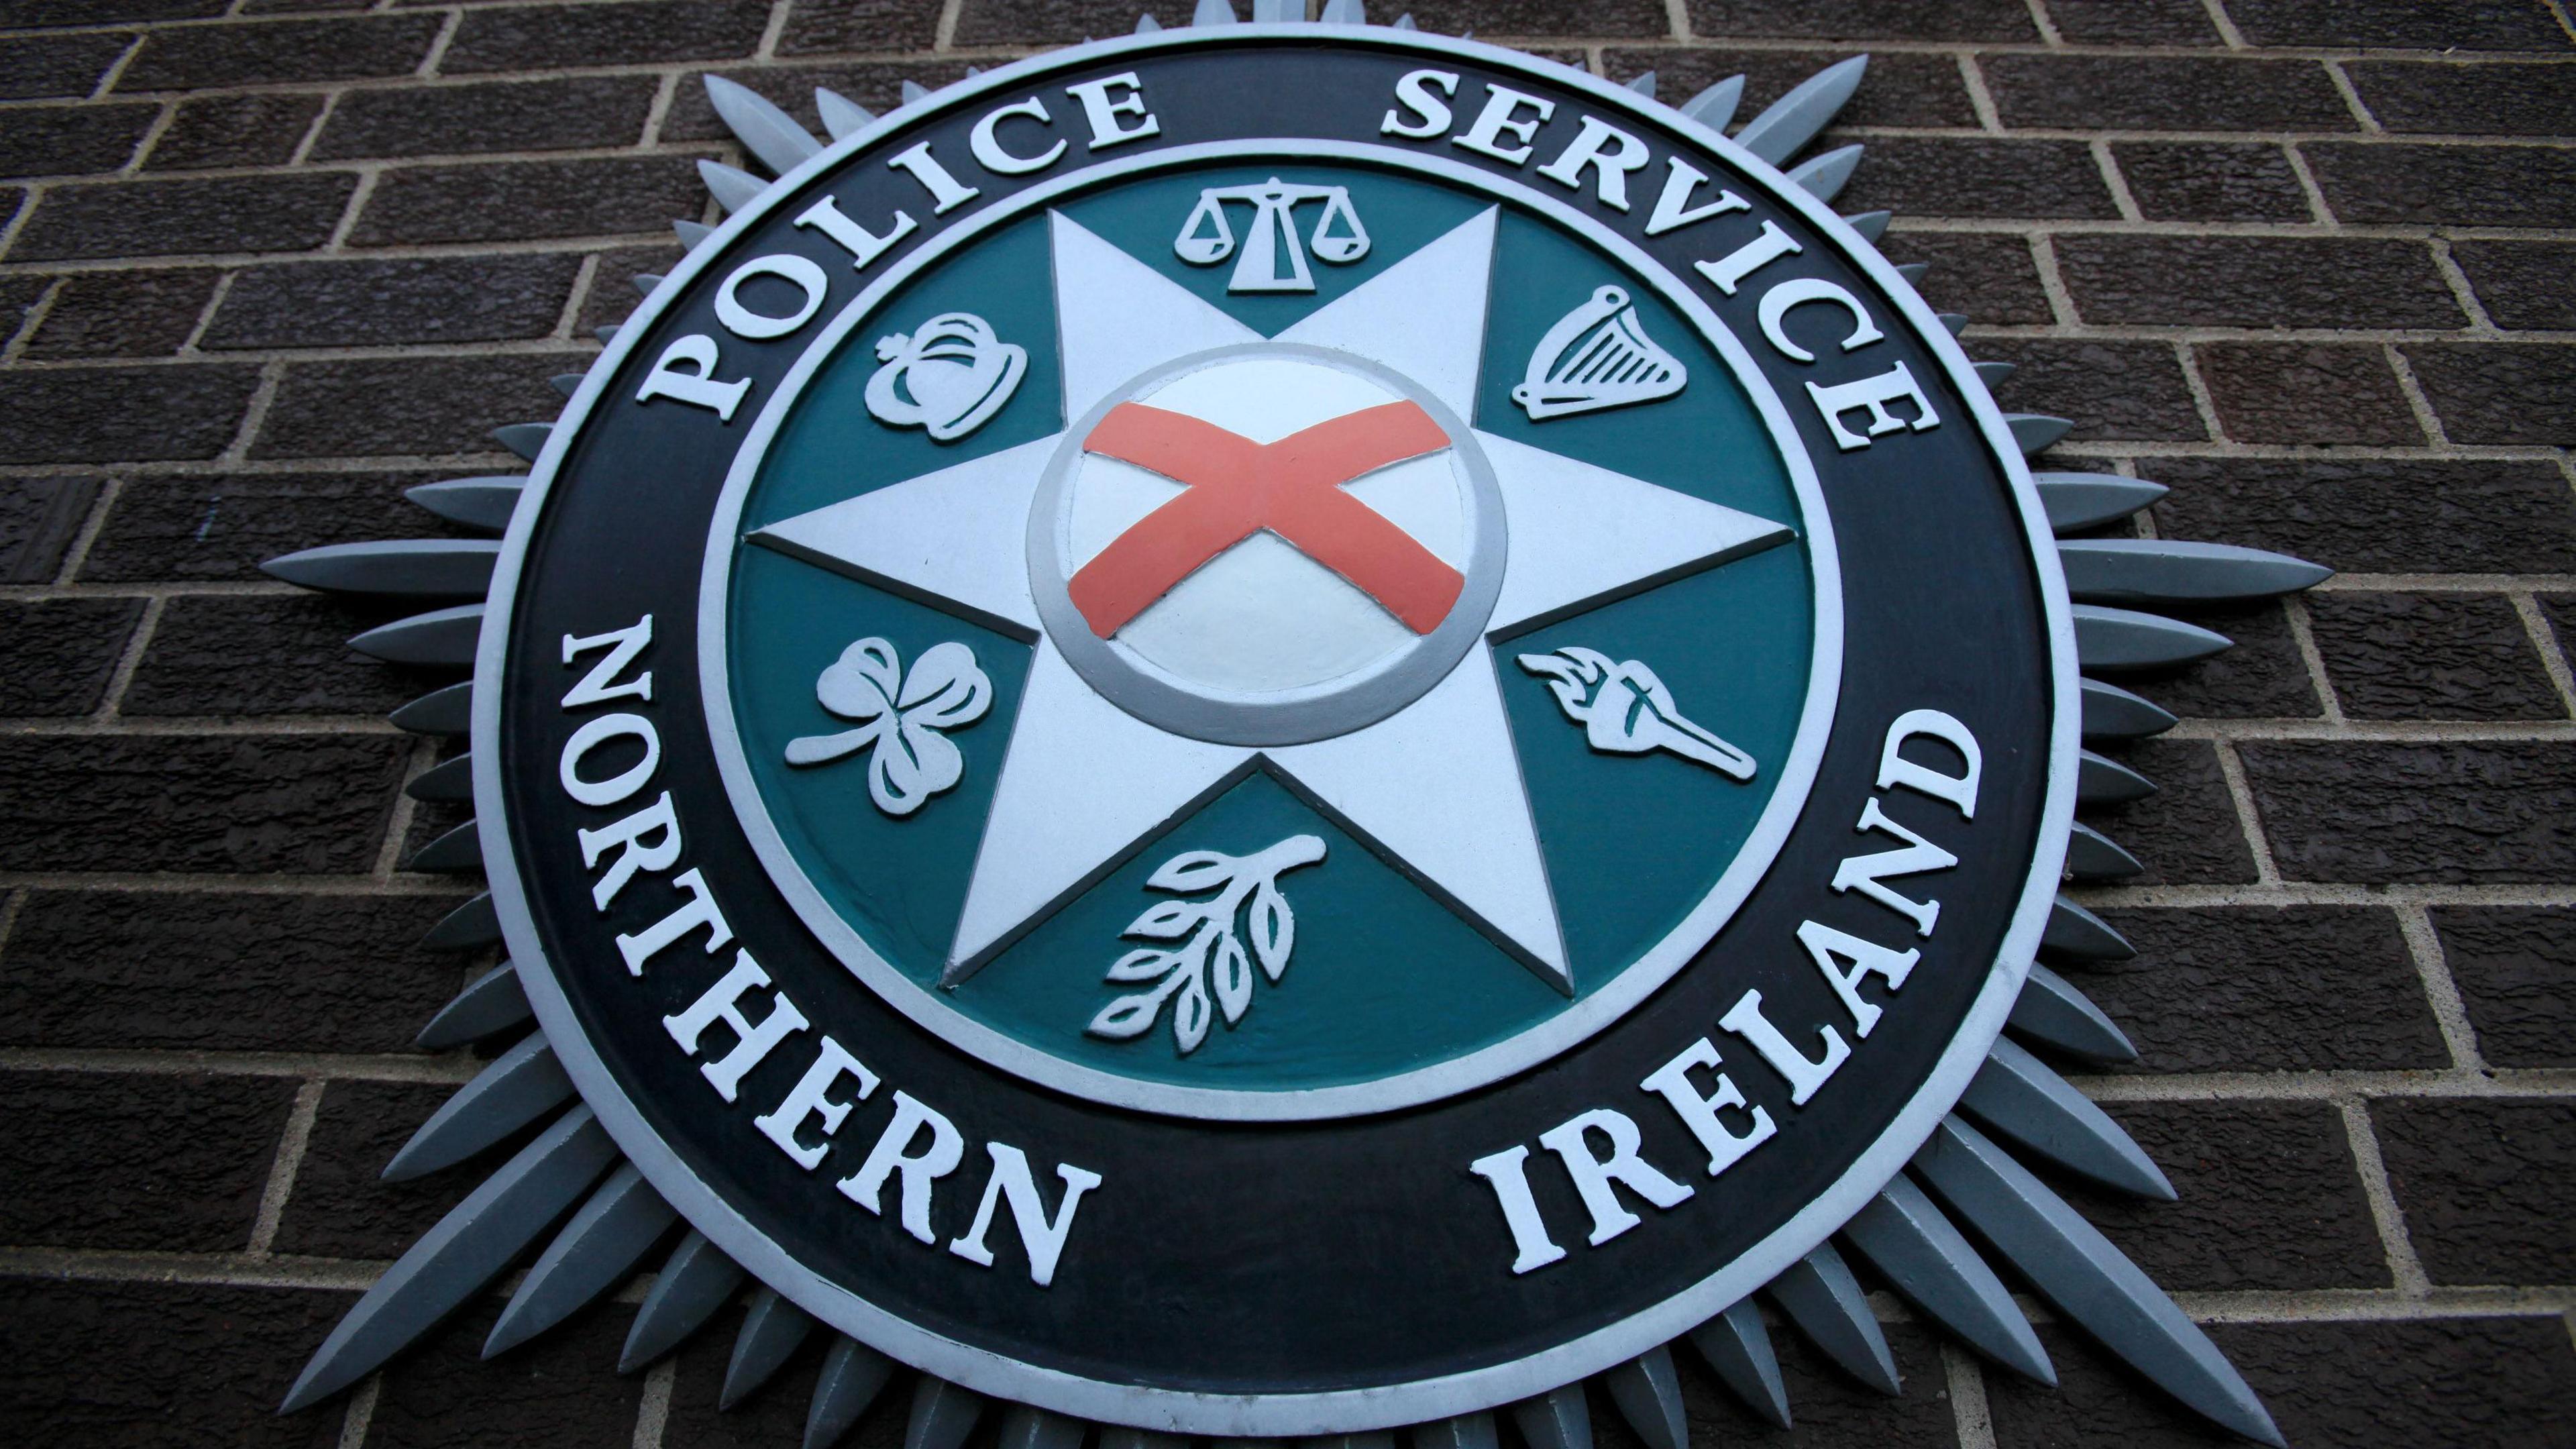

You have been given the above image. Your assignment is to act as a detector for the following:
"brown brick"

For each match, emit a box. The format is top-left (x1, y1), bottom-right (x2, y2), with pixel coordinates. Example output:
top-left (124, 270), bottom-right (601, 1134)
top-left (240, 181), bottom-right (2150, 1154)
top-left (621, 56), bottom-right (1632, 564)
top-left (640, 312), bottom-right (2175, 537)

top-left (2112, 142), bottom-right (2313, 224)
top-left (122, 592), bottom-right (428, 718)
top-left (2451, 241), bottom-right (2576, 331)
top-left (1992, 1317), bottom-right (2576, 1448)
top-left (79, 468), bottom-right (449, 584)
top-left (1684, 0), bottom-right (2034, 40)
top-left (2131, 600), bottom-right (2323, 720)
top-left (2371, 1098), bottom-right (2576, 1285)
top-left (2147, 458), bottom-right (2576, 575)
top-left (366, 1297), bottom-right (645, 1449)
top-left (0, 274), bottom-right (46, 350)
top-left (0, 31), bottom-right (133, 100)
top-left (117, 14), bottom-right (441, 92)
top-left (660, 62), bottom-right (975, 144)
top-left (1595, 49), bottom-right (1978, 129)
top-left (444, 0), bottom-right (775, 73)
top-left (2308, 142), bottom-right (2576, 229)
top-left (9, 172), bottom-right (356, 261)
top-left (2404, 342), bottom-right (2576, 447)
top-left (2077, 738), bottom-right (2259, 885)
top-left (205, 254), bottom-right (583, 350)
top-left (2241, 740), bottom-right (2576, 884)
top-left (782, 0), bottom-right (957, 50)
top-left (349, 156), bottom-right (704, 247)
top-left (0, 1279), bottom-right (352, 1448)
top-left (311, 75), bottom-right (659, 160)
top-left (2349, 59), bottom-right (2576, 136)
top-left (0, 732), bottom-right (405, 873)
top-left (2226, 0), bottom-right (2571, 50)
top-left (0, 364), bottom-right (259, 464)
top-left (2197, 342), bottom-right (2422, 447)
top-left (2066, 1100), bottom-right (2388, 1291)
top-left (0, 597), bottom-right (144, 715)
top-left (2431, 906), bottom-right (2576, 1069)
top-left (1984, 54), bottom-right (2356, 131)
top-left (2058, 236), bottom-right (2461, 330)
top-left (2041, 0), bottom-right (2222, 44)
top-left (1976, 339), bottom-right (2204, 442)
top-left (0, 1069), bottom-right (294, 1250)
top-left (21, 266), bottom-right (219, 358)
top-left (254, 354), bottom-right (569, 459)
top-left (2086, 906), bottom-right (2447, 1073)
top-left (0, 888), bottom-right (470, 1054)
top-left (1877, 231), bottom-right (2051, 325)
top-left (272, 1079), bottom-right (500, 1258)
top-left (146, 92), bottom-right (326, 170)
top-left (0, 474), bottom-right (103, 583)
top-left (1835, 136), bottom-right (2120, 221)
top-left (2309, 591), bottom-right (2563, 722)
top-left (661, 1305), bottom-right (836, 1448)
top-left (0, 0), bottom-right (222, 21)
top-left (576, 241), bottom-right (686, 336)
top-left (0, 102), bottom-right (157, 179)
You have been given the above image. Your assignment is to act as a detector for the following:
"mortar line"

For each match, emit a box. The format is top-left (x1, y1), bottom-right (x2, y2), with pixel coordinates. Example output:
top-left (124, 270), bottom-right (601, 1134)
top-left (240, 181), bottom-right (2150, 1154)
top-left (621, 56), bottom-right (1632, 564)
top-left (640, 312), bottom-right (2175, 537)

top-left (2089, 139), bottom-right (2143, 221)
top-left (1662, 0), bottom-right (1692, 44)
top-left (2174, 341), bottom-right (2229, 443)
top-left (2278, 142), bottom-right (2337, 225)
top-left (2320, 60), bottom-right (2381, 132)
top-left (215, 358), bottom-right (287, 466)
top-left (2208, 739), bottom-right (2282, 884)
top-left (246, 1077), bottom-right (326, 1255)
top-left (2279, 594), bottom-right (2343, 722)
top-left (335, 1377), bottom-right (381, 1449)
top-left (554, 251), bottom-right (602, 343)
top-left (0, 1046), bottom-right (480, 1082)
top-left (2508, 591), bottom-right (2576, 718)
top-left (289, 91), bottom-right (343, 168)
top-left (177, 268), bottom-right (239, 354)
top-left (91, 31), bottom-right (147, 101)
top-left (631, 1358), bottom-right (678, 1449)
top-left (48, 475), bottom-right (122, 586)
top-left (0, 871), bottom-right (469, 894)
top-left (2393, 902), bottom-right (2489, 1073)
top-left (756, 0), bottom-right (794, 62)
top-left (2021, 0), bottom-right (2064, 48)
top-left (0, 276), bottom-right (62, 361)
top-left (2074, 1067), bottom-right (2576, 1102)
top-left (639, 69), bottom-right (680, 148)
top-left (1958, 53), bottom-right (2005, 133)
top-left (418, 6), bottom-right (464, 78)
top-left (2334, 1095), bottom-right (2434, 1296)
top-left (2381, 343), bottom-right (2451, 447)
top-left (320, 166), bottom-right (382, 253)
top-left (2200, 0), bottom-right (2248, 49)
top-left (934, 0), bottom-right (967, 52)
top-left (88, 594), bottom-right (164, 724)
top-left (120, 100), bottom-right (180, 178)
top-left (1943, 1341), bottom-right (1998, 1448)
top-left (373, 736), bottom-right (438, 879)
top-left (2027, 233), bottom-right (2080, 327)
top-left (2549, 0), bottom-right (2576, 45)
top-left (2425, 236), bottom-right (2498, 334)
top-left (0, 888), bottom-right (27, 960)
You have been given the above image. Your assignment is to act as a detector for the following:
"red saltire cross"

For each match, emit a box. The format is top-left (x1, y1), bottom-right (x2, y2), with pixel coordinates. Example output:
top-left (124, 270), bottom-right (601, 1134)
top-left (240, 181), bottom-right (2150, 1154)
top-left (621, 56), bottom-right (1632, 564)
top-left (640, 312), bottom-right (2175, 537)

top-left (1069, 400), bottom-right (1466, 639)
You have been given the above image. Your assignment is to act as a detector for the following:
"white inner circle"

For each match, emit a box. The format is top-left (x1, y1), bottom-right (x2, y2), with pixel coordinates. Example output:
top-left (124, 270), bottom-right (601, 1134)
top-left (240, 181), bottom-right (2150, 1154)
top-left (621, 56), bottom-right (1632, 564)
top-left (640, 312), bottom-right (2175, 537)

top-left (1059, 352), bottom-right (1474, 696)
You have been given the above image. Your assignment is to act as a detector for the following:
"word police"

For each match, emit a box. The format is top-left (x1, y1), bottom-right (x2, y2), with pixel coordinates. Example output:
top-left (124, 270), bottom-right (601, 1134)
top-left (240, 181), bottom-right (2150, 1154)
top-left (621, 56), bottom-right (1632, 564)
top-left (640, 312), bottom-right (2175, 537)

top-left (636, 69), bottom-right (1941, 457)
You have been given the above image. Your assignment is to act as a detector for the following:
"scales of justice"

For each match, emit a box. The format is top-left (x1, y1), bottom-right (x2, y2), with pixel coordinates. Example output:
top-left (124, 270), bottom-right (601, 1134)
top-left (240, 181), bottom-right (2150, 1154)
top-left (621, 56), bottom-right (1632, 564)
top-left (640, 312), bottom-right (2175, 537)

top-left (1173, 178), bottom-right (1372, 292)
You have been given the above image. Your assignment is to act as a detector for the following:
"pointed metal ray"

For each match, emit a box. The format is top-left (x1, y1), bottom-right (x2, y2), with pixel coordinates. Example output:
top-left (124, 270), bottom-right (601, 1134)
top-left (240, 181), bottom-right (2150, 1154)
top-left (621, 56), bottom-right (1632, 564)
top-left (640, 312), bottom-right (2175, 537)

top-left (1841, 1175), bottom-right (2053, 1385)
top-left (406, 477), bottom-right (524, 533)
top-left (1193, 0), bottom-right (1237, 23)
top-left (906, 1373), bottom-right (989, 1449)
top-left (417, 963), bottom-right (534, 1051)
top-left (1914, 1117), bottom-right (2285, 1446)
top-left (551, 372), bottom-right (584, 397)
top-left (900, 80), bottom-right (932, 105)
top-left (406, 818), bottom-right (482, 872)
top-left (2006, 414), bottom-right (2073, 455)
top-left (1786, 143), bottom-right (1862, 204)
top-left (1972, 360), bottom-right (2015, 387)
top-left (632, 272), bottom-right (665, 298)
top-left (408, 753), bottom-right (473, 802)
top-left (1734, 56), bottom-right (1869, 166)
top-left (2074, 604), bottom-right (2230, 671)
top-left (484, 1162), bottom-right (678, 1356)
top-left (1840, 209), bottom-right (1890, 242)
top-left (1960, 1037), bottom-right (2174, 1200)
top-left (1391, 11), bottom-right (1416, 29)
top-left (1763, 1242), bottom-right (1900, 1395)
top-left (263, 539), bottom-right (500, 598)
top-left (494, 422), bottom-right (553, 461)
top-left (2034, 472), bottom-right (2168, 535)
top-left (1252, 0), bottom-right (1300, 18)
top-left (2076, 749), bottom-right (2155, 806)
top-left (675, 218), bottom-right (715, 248)
top-left (1893, 262), bottom-right (1929, 286)
top-left (351, 603), bottom-right (482, 667)
top-left (723, 1287), bottom-right (820, 1409)
top-left (421, 892), bottom-right (500, 950)
top-left (596, 324), bottom-right (625, 345)
top-left (816, 88), bottom-right (876, 141)
top-left (1135, 11), bottom-right (1165, 31)
top-left (1623, 70), bottom-right (1658, 98)
top-left (392, 681), bottom-right (475, 735)
top-left (2063, 820), bottom-right (2143, 882)
top-left (1680, 75), bottom-right (1744, 130)
top-left (699, 158), bottom-right (770, 214)
top-left (1413, 1412), bottom-right (1498, 1449)
top-left (2079, 677), bottom-right (2177, 739)
top-left (384, 1033), bottom-right (576, 1181)
top-left (996, 1404), bottom-right (1087, 1449)
top-left (2058, 539), bottom-right (2332, 606)
top-left (2009, 962), bottom-right (2139, 1064)
top-left (1602, 1344), bottom-right (1685, 1449)
top-left (805, 1335), bottom-right (897, 1449)
top-left (279, 1107), bottom-right (619, 1411)
top-left (1509, 1384), bottom-right (1591, 1449)
top-left (1320, 0), bottom-right (1364, 21)
top-left (621, 1229), bottom-right (747, 1373)
top-left (1937, 313), bottom-right (1968, 335)
top-left (706, 74), bottom-right (823, 176)
top-left (2044, 895), bottom-right (2133, 964)
top-left (1687, 1299), bottom-right (1789, 1428)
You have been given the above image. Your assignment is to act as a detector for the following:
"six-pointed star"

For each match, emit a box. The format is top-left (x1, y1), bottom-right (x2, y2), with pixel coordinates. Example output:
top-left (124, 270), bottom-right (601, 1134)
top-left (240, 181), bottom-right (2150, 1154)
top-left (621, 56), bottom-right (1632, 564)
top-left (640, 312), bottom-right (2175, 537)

top-left (752, 207), bottom-right (1794, 992)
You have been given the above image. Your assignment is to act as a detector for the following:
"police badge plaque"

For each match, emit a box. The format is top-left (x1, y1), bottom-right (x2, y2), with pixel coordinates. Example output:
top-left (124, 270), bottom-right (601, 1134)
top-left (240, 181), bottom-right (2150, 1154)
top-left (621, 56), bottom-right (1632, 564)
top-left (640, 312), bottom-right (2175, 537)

top-left (271, 15), bottom-right (2334, 1446)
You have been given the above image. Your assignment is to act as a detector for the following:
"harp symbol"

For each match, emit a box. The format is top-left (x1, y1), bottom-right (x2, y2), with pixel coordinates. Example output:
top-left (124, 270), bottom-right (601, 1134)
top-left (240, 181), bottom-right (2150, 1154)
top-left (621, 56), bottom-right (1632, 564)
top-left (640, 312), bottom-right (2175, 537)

top-left (1511, 285), bottom-right (1689, 422)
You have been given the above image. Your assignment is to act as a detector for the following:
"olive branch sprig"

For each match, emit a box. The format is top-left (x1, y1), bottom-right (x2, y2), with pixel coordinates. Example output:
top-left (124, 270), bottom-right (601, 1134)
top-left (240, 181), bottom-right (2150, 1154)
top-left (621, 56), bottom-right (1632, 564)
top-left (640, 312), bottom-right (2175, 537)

top-left (1085, 835), bottom-right (1328, 1055)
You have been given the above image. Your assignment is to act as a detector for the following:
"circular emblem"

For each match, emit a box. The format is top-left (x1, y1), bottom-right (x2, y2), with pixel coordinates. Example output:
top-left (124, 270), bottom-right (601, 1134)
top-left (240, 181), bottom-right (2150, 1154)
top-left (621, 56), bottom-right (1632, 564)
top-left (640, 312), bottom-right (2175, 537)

top-left (480, 27), bottom-right (2073, 1436)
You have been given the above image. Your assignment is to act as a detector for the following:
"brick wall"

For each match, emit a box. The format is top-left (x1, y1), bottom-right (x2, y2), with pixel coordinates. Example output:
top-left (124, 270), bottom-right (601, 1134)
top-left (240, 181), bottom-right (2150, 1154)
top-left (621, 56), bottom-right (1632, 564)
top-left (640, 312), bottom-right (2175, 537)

top-left (1, 1), bottom-right (2570, 1444)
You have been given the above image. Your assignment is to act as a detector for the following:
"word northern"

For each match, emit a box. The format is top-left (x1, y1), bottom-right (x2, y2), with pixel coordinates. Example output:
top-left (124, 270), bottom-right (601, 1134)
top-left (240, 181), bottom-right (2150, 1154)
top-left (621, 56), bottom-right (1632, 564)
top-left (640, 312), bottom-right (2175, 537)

top-left (1469, 709), bottom-right (1983, 1274)
top-left (546, 613), bottom-right (1101, 1288)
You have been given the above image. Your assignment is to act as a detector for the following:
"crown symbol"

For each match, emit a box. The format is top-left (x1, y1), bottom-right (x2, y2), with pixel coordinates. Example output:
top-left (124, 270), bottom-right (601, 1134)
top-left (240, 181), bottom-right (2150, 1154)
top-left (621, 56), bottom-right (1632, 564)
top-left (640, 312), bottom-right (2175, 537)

top-left (1511, 285), bottom-right (1689, 422)
top-left (864, 311), bottom-right (1028, 442)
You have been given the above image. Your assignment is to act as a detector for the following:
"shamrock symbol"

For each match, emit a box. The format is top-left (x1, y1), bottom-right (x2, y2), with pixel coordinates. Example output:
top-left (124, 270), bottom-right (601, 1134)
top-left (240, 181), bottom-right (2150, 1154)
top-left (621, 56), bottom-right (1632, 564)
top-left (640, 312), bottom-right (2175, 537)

top-left (784, 637), bottom-right (994, 816)
top-left (1518, 645), bottom-right (1757, 780)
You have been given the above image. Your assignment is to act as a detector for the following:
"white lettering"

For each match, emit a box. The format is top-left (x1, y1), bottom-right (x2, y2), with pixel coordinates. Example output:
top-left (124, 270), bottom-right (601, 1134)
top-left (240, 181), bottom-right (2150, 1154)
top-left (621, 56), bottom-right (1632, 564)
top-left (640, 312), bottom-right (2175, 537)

top-left (1534, 115), bottom-right (1651, 211)
top-left (839, 1092), bottom-right (966, 1244)
top-left (947, 1143), bottom-right (1102, 1287)
top-left (795, 194), bottom-right (919, 268)
top-left (1063, 73), bottom-right (1161, 150)
top-left (886, 142), bottom-right (981, 213)
top-left (1806, 360), bottom-right (1939, 450)
top-left (969, 97), bottom-right (1067, 175)
top-left (714, 254), bottom-right (828, 340)
top-left (663, 951), bottom-right (809, 1102)
top-left (615, 867), bottom-right (733, 975)
top-left (1380, 68), bottom-right (1459, 138)
top-left (560, 614), bottom-right (651, 707)
top-left (1878, 709), bottom-right (1982, 818)
top-left (1719, 987), bottom-right (1849, 1106)
top-left (1644, 157), bottom-right (1748, 237)
top-left (755, 1036), bottom-right (879, 1170)
top-left (558, 712), bottom-right (657, 807)
top-left (577, 790), bottom-right (680, 909)
top-left (1831, 797), bottom-right (1957, 936)
top-left (1639, 1037), bottom-right (1776, 1177)
top-left (1758, 278), bottom-right (1884, 363)
top-left (1796, 919), bottom-right (1921, 1038)
top-left (1536, 1108), bottom-right (1693, 1246)
top-left (1452, 83), bottom-right (1556, 165)
top-left (634, 334), bottom-right (749, 421)
top-left (1469, 1144), bottom-right (1567, 1275)
top-left (1695, 219), bottom-right (1802, 296)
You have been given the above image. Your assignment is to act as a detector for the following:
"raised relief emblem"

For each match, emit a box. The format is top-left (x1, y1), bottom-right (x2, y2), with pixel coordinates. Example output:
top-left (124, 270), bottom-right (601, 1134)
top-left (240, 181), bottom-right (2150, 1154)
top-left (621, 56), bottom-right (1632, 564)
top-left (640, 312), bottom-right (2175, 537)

top-left (784, 637), bottom-right (994, 816)
top-left (1175, 178), bottom-right (1371, 291)
top-left (1519, 645), bottom-right (1756, 779)
top-left (1087, 835), bottom-right (1326, 1053)
top-left (864, 311), bottom-right (1028, 441)
top-left (1512, 284), bottom-right (1688, 421)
